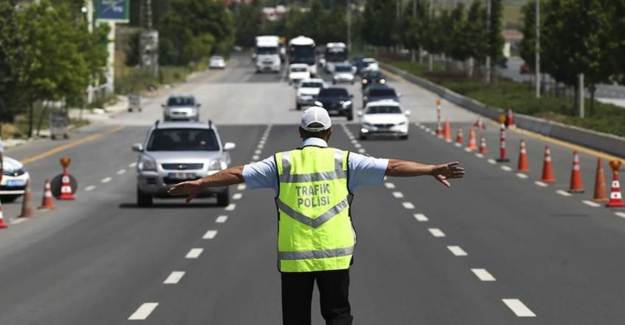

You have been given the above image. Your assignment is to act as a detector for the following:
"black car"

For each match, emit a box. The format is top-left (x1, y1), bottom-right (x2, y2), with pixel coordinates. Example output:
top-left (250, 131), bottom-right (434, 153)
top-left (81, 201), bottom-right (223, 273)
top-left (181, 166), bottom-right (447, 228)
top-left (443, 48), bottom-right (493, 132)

top-left (315, 87), bottom-right (354, 121)
top-left (362, 85), bottom-right (400, 108)
top-left (360, 70), bottom-right (387, 90)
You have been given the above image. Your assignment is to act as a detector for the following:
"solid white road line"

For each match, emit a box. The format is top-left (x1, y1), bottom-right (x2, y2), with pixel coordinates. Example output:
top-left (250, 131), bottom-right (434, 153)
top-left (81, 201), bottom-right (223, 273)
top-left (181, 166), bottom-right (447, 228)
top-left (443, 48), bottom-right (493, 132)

top-left (392, 191), bottom-right (404, 198)
top-left (215, 215), bottom-right (228, 223)
top-left (85, 185), bottom-right (96, 192)
top-left (502, 299), bottom-right (536, 317)
top-left (225, 204), bottom-right (236, 211)
top-left (447, 246), bottom-right (468, 256)
top-left (516, 173), bottom-right (528, 179)
top-left (101, 177), bottom-right (112, 183)
top-left (384, 182), bottom-right (396, 189)
top-left (237, 184), bottom-right (246, 191)
top-left (402, 202), bottom-right (415, 209)
top-left (413, 213), bottom-right (429, 222)
top-left (556, 190), bottom-right (572, 197)
top-left (428, 228), bottom-right (445, 238)
top-left (582, 200), bottom-right (600, 207)
top-left (471, 268), bottom-right (496, 281)
top-left (487, 159), bottom-right (496, 165)
top-left (129, 162), bottom-right (137, 168)
top-left (232, 193), bottom-right (243, 200)
top-left (185, 248), bottom-right (203, 259)
top-left (534, 181), bottom-right (548, 187)
top-left (501, 165), bottom-right (512, 172)
top-left (615, 212), bottom-right (625, 219)
top-left (117, 169), bottom-right (126, 175)
top-left (163, 271), bottom-right (185, 284)
top-left (203, 230), bottom-right (217, 239)
top-left (128, 302), bottom-right (159, 320)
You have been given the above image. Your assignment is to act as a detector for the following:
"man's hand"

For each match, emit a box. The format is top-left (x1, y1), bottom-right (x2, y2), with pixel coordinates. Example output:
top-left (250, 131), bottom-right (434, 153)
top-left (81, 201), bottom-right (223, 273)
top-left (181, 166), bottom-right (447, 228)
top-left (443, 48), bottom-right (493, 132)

top-left (431, 161), bottom-right (465, 188)
top-left (168, 179), bottom-right (203, 204)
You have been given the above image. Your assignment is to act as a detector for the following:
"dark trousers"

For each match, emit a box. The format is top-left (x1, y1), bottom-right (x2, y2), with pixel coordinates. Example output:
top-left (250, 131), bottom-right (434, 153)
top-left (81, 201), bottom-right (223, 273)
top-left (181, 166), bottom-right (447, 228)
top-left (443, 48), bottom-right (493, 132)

top-left (281, 269), bottom-right (353, 325)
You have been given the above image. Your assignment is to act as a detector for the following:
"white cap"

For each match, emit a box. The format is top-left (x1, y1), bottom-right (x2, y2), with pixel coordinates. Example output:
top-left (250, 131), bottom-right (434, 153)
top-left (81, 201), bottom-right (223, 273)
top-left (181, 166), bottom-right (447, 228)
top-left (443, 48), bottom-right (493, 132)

top-left (300, 106), bottom-right (332, 132)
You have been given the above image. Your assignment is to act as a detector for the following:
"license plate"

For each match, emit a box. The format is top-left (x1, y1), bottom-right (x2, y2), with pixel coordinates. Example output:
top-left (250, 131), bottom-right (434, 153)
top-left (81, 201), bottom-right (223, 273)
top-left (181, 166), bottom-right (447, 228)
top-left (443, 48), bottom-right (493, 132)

top-left (6, 179), bottom-right (26, 187)
top-left (168, 172), bottom-right (196, 180)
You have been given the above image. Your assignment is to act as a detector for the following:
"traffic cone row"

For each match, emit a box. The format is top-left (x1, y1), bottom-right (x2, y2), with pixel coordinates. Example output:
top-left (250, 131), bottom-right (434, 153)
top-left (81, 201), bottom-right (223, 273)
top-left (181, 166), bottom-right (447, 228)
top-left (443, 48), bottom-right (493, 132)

top-left (39, 179), bottom-right (55, 210)
top-left (455, 128), bottom-right (464, 145)
top-left (517, 140), bottom-right (529, 173)
top-left (466, 128), bottom-right (477, 151)
top-left (569, 151), bottom-right (584, 193)
top-left (607, 160), bottom-right (625, 208)
top-left (496, 124), bottom-right (510, 162)
top-left (479, 137), bottom-right (488, 154)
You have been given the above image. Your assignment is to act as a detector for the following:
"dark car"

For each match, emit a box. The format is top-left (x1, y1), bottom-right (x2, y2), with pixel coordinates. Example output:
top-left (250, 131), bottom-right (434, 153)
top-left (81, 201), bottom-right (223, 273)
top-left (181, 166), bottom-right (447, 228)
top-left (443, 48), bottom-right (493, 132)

top-left (360, 70), bottom-right (387, 90)
top-left (362, 85), bottom-right (400, 108)
top-left (314, 87), bottom-right (353, 121)
top-left (352, 56), bottom-right (368, 75)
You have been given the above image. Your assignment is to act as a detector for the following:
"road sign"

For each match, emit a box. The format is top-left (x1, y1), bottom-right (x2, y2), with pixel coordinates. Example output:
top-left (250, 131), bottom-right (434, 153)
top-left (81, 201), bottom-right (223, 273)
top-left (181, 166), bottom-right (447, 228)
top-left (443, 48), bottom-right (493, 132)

top-left (95, 0), bottom-right (129, 23)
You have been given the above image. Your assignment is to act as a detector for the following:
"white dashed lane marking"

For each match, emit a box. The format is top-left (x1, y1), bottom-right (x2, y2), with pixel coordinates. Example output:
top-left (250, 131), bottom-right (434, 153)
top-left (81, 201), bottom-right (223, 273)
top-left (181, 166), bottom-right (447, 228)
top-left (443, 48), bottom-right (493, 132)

top-left (237, 184), bottom-right (246, 191)
top-left (534, 181), bottom-right (548, 187)
top-left (117, 169), bottom-right (126, 175)
top-left (413, 213), bottom-right (428, 222)
top-left (358, 148), bottom-right (366, 154)
top-left (502, 299), bottom-right (536, 317)
top-left (252, 155), bottom-right (260, 160)
top-left (402, 202), bottom-right (415, 209)
top-left (129, 162), bottom-right (137, 168)
top-left (392, 191), bottom-right (404, 198)
top-left (471, 268), bottom-right (496, 281)
top-left (128, 302), bottom-right (159, 320)
top-left (475, 153), bottom-right (484, 158)
top-left (101, 177), bottom-right (112, 183)
top-left (215, 215), bottom-right (228, 223)
top-left (556, 190), bottom-right (572, 197)
top-left (428, 228), bottom-right (445, 238)
top-left (163, 271), bottom-right (185, 284)
top-left (203, 230), bottom-right (218, 239)
top-left (10, 218), bottom-right (27, 225)
top-left (487, 159), bottom-right (496, 165)
top-left (225, 204), bottom-right (236, 211)
top-left (185, 248), bottom-right (203, 259)
top-left (500, 165), bottom-right (512, 172)
top-left (232, 193), bottom-right (243, 200)
top-left (85, 185), bottom-right (96, 192)
top-left (354, 143), bottom-right (362, 149)
top-left (615, 212), bottom-right (625, 219)
top-left (582, 200), bottom-right (600, 207)
top-left (254, 149), bottom-right (262, 155)
top-left (516, 173), bottom-right (528, 179)
top-left (384, 182), bottom-right (395, 189)
top-left (447, 246), bottom-right (468, 256)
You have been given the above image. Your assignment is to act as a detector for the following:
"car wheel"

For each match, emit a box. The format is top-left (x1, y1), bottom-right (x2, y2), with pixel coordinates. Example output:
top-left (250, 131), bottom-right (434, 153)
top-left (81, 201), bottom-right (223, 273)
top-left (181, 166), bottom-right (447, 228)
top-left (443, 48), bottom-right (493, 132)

top-left (0, 195), bottom-right (20, 203)
top-left (296, 103), bottom-right (301, 110)
top-left (346, 113), bottom-right (353, 121)
top-left (359, 134), bottom-right (367, 141)
top-left (137, 187), bottom-right (153, 207)
top-left (217, 188), bottom-right (230, 207)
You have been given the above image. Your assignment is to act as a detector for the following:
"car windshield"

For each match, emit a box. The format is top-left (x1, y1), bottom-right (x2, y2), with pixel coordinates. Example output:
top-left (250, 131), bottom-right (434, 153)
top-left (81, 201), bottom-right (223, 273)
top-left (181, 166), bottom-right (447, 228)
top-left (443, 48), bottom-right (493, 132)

top-left (211, 56), bottom-right (223, 61)
top-left (369, 88), bottom-right (397, 97)
top-left (335, 65), bottom-right (352, 72)
top-left (301, 82), bottom-right (323, 88)
top-left (291, 67), bottom-right (307, 72)
top-left (256, 46), bottom-right (278, 55)
top-left (366, 106), bottom-right (402, 114)
top-left (167, 97), bottom-right (195, 107)
top-left (319, 88), bottom-right (348, 97)
top-left (147, 129), bottom-right (220, 151)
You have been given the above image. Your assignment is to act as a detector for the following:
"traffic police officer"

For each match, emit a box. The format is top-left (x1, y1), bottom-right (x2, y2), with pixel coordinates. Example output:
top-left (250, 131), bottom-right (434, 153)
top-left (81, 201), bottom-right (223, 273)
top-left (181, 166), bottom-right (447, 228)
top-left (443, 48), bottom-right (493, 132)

top-left (169, 107), bottom-right (464, 325)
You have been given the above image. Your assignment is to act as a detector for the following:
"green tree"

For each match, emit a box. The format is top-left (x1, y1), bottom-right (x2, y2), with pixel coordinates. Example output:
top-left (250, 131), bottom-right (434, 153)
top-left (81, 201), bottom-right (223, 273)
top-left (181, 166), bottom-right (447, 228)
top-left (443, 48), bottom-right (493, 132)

top-left (485, 0), bottom-right (504, 81)
top-left (519, 0), bottom-right (543, 71)
top-left (362, 0), bottom-right (395, 49)
top-left (233, 2), bottom-right (263, 48)
top-left (0, 0), bottom-right (24, 123)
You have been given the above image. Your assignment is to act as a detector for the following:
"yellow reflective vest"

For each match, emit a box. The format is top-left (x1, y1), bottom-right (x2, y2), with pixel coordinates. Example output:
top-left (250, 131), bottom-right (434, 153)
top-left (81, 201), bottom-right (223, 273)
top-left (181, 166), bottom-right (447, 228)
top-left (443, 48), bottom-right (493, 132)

top-left (275, 146), bottom-right (355, 272)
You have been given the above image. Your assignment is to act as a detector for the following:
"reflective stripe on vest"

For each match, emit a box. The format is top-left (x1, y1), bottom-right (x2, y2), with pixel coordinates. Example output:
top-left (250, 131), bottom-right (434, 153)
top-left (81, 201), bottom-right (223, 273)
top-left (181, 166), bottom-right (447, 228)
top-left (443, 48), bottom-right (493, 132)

top-left (275, 147), bottom-right (355, 272)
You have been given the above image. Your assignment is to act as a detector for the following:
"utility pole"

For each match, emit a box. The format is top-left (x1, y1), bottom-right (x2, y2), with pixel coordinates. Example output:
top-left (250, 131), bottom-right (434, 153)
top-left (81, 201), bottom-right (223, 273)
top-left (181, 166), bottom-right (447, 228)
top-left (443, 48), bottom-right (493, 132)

top-left (535, 0), bottom-right (541, 98)
top-left (347, 0), bottom-right (352, 53)
top-left (485, 0), bottom-right (492, 83)
top-left (428, 0), bottom-right (434, 71)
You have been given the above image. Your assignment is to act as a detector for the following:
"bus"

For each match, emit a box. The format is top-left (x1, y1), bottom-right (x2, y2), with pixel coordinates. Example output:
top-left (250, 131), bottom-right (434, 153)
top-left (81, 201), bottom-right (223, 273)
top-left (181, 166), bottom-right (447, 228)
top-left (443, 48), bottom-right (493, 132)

top-left (288, 36), bottom-right (317, 76)
top-left (324, 42), bottom-right (348, 73)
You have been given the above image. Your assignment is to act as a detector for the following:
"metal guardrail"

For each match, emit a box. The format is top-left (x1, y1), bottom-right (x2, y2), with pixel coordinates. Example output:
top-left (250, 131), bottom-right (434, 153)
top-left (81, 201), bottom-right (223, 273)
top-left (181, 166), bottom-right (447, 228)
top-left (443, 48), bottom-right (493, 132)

top-left (381, 63), bottom-right (625, 159)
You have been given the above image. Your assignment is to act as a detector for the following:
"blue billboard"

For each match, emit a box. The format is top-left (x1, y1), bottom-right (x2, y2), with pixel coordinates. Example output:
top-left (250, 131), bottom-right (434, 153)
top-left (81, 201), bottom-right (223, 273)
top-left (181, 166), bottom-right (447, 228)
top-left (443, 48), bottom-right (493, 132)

top-left (95, 0), bottom-right (130, 23)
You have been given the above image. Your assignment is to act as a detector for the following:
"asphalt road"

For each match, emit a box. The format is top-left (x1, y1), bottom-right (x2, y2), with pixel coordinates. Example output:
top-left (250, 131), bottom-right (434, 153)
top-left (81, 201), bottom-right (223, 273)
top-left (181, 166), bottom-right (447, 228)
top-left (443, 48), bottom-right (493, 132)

top-left (1, 55), bottom-right (624, 324)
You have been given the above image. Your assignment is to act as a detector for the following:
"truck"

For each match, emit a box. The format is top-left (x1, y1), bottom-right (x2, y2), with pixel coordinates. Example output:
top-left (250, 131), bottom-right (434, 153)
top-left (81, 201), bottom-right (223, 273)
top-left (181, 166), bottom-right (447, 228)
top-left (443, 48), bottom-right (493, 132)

top-left (255, 35), bottom-right (282, 73)
top-left (323, 42), bottom-right (348, 73)
top-left (288, 36), bottom-right (317, 77)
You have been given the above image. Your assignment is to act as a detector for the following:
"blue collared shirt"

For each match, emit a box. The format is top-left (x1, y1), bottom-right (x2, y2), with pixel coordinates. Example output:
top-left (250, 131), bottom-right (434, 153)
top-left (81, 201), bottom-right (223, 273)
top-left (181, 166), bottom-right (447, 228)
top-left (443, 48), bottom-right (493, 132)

top-left (242, 138), bottom-right (389, 194)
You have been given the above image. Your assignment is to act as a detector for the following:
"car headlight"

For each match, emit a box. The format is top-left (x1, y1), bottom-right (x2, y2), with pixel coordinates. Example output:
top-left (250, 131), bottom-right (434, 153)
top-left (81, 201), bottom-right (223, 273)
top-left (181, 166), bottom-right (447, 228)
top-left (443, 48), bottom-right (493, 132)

top-left (362, 79), bottom-right (368, 84)
top-left (380, 79), bottom-right (386, 84)
top-left (209, 160), bottom-right (227, 170)
top-left (138, 156), bottom-right (157, 171)
top-left (341, 100), bottom-right (352, 107)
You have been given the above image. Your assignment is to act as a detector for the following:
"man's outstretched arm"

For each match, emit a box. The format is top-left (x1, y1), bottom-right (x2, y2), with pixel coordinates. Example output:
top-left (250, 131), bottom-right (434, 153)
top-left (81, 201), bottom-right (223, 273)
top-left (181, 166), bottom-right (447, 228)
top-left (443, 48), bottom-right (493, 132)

top-left (385, 160), bottom-right (465, 188)
top-left (168, 166), bottom-right (245, 203)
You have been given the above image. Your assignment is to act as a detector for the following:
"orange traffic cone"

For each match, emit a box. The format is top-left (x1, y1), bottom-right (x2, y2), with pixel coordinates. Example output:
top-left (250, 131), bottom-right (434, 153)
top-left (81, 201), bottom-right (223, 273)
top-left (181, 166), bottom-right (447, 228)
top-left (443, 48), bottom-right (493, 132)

top-left (455, 128), bottom-right (464, 145)
top-left (568, 151), bottom-right (584, 193)
top-left (0, 200), bottom-right (7, 229)
top-left (18, 180), bottom-right (34, 218)
top-left (39, 179), bottom-right (55, 209)
top-left (466, 128), bottom-right (477, 151)
top-left (443, 120), bottom-right (452, 142)
top-left (541, 146), bottom-right (556, 183)
top-left (517, 140), bottom-right (529, 172)
top-left (496, 124), bottom-right (510, 162)
top-left (592, 158), bottom-right (608, 203)
top-left (506, 109), bottom-right (515, 129)
top-left (606, 160), bottom-right (625, 208)
top-left (479, 137), bottom-right (488, 154)
top-left (58, 173), bottom-right (75, 200)
top-left (473, 118), bottom-right (485, 129)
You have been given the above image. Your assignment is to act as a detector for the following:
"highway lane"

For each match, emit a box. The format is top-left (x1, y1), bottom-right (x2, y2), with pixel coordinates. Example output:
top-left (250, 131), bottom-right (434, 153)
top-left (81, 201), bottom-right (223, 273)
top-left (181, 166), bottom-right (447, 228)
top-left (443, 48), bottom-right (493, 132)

top-left (0, 55), bottom-right (623, 324)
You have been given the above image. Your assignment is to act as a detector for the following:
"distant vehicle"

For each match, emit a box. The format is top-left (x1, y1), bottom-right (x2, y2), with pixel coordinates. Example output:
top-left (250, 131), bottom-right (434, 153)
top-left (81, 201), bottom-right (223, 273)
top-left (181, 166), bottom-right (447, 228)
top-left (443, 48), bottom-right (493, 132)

top-left (128, 94), bottom-right (142, 112)
top-left (255, 35), bottom-right (281, 73)
top-left (324, 42), bottom-right (348, 73)
top-left (288, 63), bottom-right (311, 85)
top-left (162, 95), bottom-right (201, 122)
top-left (352, 56), bottom-right (368, 74)
top-left (360, 70), bottom-right (387, 90)
top-left (332, 63), bottom-right (355, 84)
top-left (288, 36), bottom-right (317, 76)
top-left (362, 85), bottom-right (400, 108)
top-left (296, 78), bottom-right (325, 110)
top-left (361, 58), bottom-right (380, 73)
top-left (0, 156), bottom-right (30, 203)
top-left (209, 55), bottom-right (226, 69)
top-left (314, 87), bottom-right (353, 121)
top-left (359, 100), bottom-right (410, 140)
top-left (520, 63), bottom-right (530, 74)
top-left (132, 120), bottom-right (236, 207)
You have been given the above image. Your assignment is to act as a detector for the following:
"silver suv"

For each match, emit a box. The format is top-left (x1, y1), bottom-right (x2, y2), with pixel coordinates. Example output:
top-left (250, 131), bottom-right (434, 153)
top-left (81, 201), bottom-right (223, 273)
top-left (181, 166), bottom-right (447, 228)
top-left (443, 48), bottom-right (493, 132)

top-left (162, 95), bottom-right (200, 122)
top-left (132, 121), bottom-right (236, 207)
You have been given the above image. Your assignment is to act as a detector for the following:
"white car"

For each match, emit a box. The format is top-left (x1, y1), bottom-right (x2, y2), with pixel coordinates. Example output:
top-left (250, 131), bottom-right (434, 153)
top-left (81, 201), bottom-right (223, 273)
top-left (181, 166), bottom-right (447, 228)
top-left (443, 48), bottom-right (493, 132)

top-left (332, 63), bottom-right (355, 84)
top-left (296, 78), bottom-right (325, 110)
top-left (209, 55), bottom-right (226, 69)
top-left (359, 100), bottom-right (410, 140)
top-left (362, 58), bottom-right (380, 73)
top-left (288, 64), bottom-right (311, 85)
top-left (0, 156), bottom-right (30, 202)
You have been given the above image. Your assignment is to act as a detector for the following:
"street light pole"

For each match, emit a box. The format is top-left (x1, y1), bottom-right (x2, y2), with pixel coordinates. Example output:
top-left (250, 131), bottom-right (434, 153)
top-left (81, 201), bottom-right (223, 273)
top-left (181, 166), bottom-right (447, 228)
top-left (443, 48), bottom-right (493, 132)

top-left (535, 0), bottom-right (541, 98)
